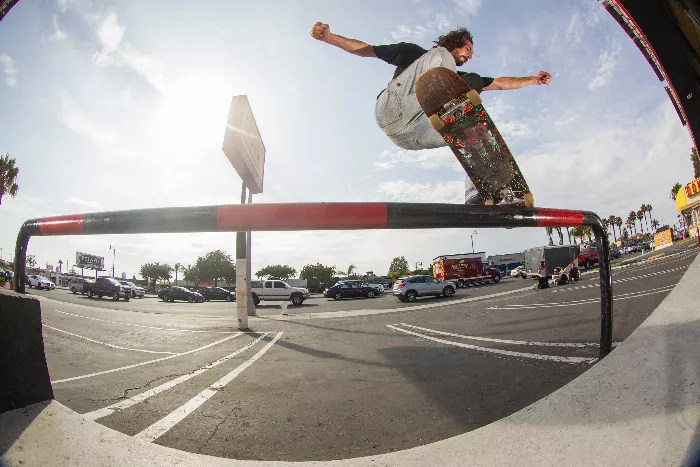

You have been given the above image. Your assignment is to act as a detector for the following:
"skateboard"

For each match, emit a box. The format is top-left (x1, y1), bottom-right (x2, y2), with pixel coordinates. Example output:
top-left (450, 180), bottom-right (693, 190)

top-left (415, 67), bottom-right (534, 207)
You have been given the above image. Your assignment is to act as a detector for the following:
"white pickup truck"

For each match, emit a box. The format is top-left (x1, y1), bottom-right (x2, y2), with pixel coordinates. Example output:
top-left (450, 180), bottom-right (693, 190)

top-left (250, 280), bottom-right (311, 306)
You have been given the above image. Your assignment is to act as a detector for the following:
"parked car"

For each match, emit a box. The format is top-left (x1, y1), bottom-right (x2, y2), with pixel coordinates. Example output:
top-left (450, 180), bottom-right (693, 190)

top-left (198, 286), bottom-right (236, 301)
top-left (250, 280), bottom-right (310, 306)
top-left (392, 275), bottom-right (456, 302)
top-left (577, 247), bottom-right (599, 269)
top-left (120, 281), bottom-right (145, 298)
top-left (339, 279), bottom-right (385, 294)
top-left (324, 282), bottom-right (379, 300)
top-left (609, 248), bottom-right (621, 260)
top-left (510, 265), bottom-right (527, 278)
top-left (161, 286), bottom-right (204, 303)
top-left (69, 277), bottom-right (94, 294)
top-left (27, 275), bottom-right (55, 290)
top-left (85, 277), bottom-right (131, 300)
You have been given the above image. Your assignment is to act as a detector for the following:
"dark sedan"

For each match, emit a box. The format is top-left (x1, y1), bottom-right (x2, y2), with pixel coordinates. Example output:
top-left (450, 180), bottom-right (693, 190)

top-left (198, 286), bottom-right (236, 301)
top-left (323, 282), bottom-right (378, 300)
top-left (161, 286), bottom-right (204, 303)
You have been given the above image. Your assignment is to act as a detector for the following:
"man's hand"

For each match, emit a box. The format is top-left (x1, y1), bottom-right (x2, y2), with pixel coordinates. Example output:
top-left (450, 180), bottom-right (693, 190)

top-left (534, 71), bottom-right (552, 85)
top-left (311, 22), bottom-right (331, 42)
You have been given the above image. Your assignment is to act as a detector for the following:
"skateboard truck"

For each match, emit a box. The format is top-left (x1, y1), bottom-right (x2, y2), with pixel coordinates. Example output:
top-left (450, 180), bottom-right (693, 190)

top-left (429, 90), bottom-right (482, 131)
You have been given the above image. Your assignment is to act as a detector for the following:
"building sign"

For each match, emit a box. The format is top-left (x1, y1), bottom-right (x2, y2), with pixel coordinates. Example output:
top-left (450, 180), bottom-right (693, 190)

top-left (75, 251), bottom-right (104, 270)
top-left (222, 95), bottom-right (266, 194)
top-left (653, 229), bottom-right (673, 250)
top-left (685, 178), bottom-right (700, 198)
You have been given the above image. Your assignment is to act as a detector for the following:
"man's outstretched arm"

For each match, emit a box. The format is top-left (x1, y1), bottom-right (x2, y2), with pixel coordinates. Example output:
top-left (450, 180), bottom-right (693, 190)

top-left (310, 22), bottom-right (376, 58)
top-left (483, 71), bottom-right (552, 91)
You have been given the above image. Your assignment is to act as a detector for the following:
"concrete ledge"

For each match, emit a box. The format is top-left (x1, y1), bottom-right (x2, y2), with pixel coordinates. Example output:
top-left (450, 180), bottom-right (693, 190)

top-left (2, 257), bottom-right (699, 466)
top-left (0, 289), bottom-right (53, 413)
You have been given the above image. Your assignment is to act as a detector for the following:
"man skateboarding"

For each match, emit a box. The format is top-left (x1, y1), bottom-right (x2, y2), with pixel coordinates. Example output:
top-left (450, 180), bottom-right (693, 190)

top-left (310, 22), bottom-right (552, 205)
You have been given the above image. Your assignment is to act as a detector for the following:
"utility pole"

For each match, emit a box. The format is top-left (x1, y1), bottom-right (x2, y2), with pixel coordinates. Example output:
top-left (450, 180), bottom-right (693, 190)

top-left (471, 230), bottom-right (478, 253)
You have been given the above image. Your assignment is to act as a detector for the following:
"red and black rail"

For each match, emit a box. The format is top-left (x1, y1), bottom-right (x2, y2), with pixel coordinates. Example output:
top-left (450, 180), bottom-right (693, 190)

top-left (13, 202), bottom-right (613, 358)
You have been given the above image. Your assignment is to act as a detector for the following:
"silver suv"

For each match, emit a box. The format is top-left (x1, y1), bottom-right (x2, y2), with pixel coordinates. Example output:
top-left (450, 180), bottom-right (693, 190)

top-left (392, 275), bottom-right (456, 302)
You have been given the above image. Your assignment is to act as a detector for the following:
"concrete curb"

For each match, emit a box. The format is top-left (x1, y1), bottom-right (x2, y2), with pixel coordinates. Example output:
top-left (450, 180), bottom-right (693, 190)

top-left (2, 256), bottom-right (699, 466)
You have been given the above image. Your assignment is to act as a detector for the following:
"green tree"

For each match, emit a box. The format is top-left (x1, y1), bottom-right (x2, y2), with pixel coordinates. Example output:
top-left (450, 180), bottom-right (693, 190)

top-left (651, 219), bottom-right (660, 231)
top-left (615, 216), bottom-right (623, 242)
top-left (195, 250), bottom-right (235, 286)
top-left (691, 147), bottom-right (700, 179)
top-left (140, 262), bottom-right (159, 290)
top-left (671, 182), bottom-right (683, 201)
top-left (300, 263), bottom-right (337, 293)
top-left (183, 264), bottom-right (201, 287)
top-left (637, 209), bottom-right (645, 234)
top-left (565, 227), bottom-right (573, 244)
top-left (645, 204), bottom-right (653, 232)
top-left (627, 211), bottom-right (637, 236)
top-left (583, 226), bottom-right (594, 245)
top-left (255, 265), bottom-right (297, 280)
top-left (555, 227), bottom-right (564, 245)
top-left (622, 228), bottom-right (629, 241)
top-left (545, 226), bottom-right (554, 246)
top-left (0, 153), bottom-right (19, 206)
top-left (160, 263), bottom-right (173, 283)
top-left (387, 256), bottom-right (411, 282)
top-left (57, 259), bottom-right (63, 272)
top-left (26, 254), bottom-right (36, 269)
top-left (173, 262), bottom-right (183, 284)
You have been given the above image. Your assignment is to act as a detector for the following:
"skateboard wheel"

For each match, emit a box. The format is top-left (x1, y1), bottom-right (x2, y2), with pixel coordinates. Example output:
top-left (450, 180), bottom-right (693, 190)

top-left (484, 199), bottom-right (495, 206)
top-left (523, 192), bottom-right (535, 208)
top-left (428, 114), bottom-right (444, 131)
top-left (466, 89), bottom-right (482, 107)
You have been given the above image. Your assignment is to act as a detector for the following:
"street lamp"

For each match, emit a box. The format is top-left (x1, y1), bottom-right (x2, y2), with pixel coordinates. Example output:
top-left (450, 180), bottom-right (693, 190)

top-left (109, 245), bottom-right (116, 278)
top-left (471, 230), bottom-right (478, 253)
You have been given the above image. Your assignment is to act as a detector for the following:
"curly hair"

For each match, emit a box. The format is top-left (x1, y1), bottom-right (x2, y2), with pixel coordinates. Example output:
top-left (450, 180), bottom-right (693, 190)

top-left (433, 28), bottom-right (474, 51)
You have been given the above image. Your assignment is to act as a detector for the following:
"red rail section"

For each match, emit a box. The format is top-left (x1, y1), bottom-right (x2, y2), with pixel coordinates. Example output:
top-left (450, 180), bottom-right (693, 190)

top-left (13, 202), bottom-right (612, 358)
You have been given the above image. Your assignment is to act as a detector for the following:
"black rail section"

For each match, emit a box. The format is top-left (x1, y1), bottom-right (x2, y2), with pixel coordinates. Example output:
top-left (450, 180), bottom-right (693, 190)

top-left (13, 202), bottom-right (613, 358)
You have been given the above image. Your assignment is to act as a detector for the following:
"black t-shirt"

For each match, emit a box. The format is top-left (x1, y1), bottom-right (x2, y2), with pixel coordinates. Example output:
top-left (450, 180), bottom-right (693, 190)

top-left (373, 42), bottom-right (494, 93)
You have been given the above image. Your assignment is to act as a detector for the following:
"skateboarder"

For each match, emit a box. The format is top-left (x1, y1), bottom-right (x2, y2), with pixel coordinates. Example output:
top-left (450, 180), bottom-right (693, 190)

top-left (310, 22), bottom-right (552, 204)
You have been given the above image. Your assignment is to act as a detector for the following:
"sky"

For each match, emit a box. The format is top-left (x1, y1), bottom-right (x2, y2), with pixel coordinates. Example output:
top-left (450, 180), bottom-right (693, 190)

top-left (0, 0), bottom-right (695, 279)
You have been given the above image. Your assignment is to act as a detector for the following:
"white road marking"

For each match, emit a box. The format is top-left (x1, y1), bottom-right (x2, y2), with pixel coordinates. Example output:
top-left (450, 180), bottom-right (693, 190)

top-left (134, 331), bottom-right (283, 443)
top-left (51, 309), bottom-right (237, 333)
top-left (51, 334), bottom-right (242, 384)
top-left (397, 323), bottom-right (603, 348)
top-left (43, 324), bottom-right (177, 355)
top-left (386, 325), bottom-right (595, 364)
top-left (83, 333), bottom-right (268, 421)
top-left (489, 285), bottom-right (675, 310)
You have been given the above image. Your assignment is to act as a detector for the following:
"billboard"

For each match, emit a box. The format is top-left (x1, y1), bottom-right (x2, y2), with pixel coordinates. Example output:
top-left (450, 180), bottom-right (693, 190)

top-left (653, 229), bottom-right (674, 250)
top-left (222, 95), bottom-right (266, 194)
top-left (75, 252), bottom-right (105, 270)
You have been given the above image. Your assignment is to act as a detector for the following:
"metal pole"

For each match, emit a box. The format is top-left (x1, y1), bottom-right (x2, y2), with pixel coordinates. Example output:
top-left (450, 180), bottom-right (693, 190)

top-left (594, 222), bottom-right (613, 359)
top-left (246, 191), bottom-right (255, 316)
top-left (235, 180), bottom-right (250, 330)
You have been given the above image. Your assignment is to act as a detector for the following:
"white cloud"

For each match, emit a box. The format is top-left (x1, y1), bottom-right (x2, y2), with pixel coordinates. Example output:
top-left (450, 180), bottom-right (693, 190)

top-left (65, 196), bottom-right (104, 211)
top-left (388, 13), bottom-right (454, 42)
top-left (374, 146), bottom-right (459, 170)
top-left (566, 13), bottom-right (583, 46)
top-left (452, 0), bottom-right (483, 17)
top-left (50, 15), bottom-right (67, 41)
top-left (498, 120), bottom-right (533, 139)
top-left (0, 53), bottom-right (18, 87)
top-left (57, 92), bottom-right (116, 145)
top-left (378, 180), bottom-right (463, 203)
top-left (95, 11), bottom-right (124, 52)
top-left (588, 45), bottom-right (620, 90)
top-left (389, 24), bottom-right (429, 42)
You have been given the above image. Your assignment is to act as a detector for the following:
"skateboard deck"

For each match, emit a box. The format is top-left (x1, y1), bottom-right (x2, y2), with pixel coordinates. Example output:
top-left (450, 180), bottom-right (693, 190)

top-left (415, 67), bottom-right (534, 207)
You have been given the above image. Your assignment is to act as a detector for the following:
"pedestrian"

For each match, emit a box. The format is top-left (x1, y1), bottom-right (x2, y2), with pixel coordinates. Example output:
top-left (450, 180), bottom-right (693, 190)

top-left (310, 22), bottom-right (552, 204)
top-left (538, 261), bottom-right (548, 289)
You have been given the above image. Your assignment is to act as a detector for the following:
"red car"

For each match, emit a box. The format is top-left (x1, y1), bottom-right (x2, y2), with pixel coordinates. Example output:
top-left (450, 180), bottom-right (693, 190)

top-left (578, 247), bottom-right (599, 269)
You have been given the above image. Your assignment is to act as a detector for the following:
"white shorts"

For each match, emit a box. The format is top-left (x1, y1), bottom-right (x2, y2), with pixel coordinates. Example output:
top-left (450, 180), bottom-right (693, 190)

top-left (374, 47), bottom-right (457, 150)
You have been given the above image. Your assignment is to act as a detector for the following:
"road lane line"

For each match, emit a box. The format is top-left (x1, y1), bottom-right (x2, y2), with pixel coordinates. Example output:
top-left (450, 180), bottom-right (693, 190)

top-left (51, 333), bottom-right (242, 384)
top-left (43, 324), bottom-right (177, 355)
top-left (386, 325), bottom-right (595, 364)
top-left (397, 323), bottom-right (602, 348)
top-left (134, 331), bottom-right (283, 443)
top-left (50, 309), bottom-right (237, 333)
top-left (83, 333), bottom-right (268, 421)
top-left (488, 285), bottom-right (675, 310)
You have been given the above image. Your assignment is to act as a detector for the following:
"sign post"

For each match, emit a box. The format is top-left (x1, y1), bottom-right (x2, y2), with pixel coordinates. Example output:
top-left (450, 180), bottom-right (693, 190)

top-left (222, 95), bottom-right (266, 330)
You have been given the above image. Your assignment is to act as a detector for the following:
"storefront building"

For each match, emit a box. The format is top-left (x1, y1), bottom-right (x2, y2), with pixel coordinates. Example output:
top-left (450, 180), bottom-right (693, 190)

top-left (675, 177), bottom-right (700, 237)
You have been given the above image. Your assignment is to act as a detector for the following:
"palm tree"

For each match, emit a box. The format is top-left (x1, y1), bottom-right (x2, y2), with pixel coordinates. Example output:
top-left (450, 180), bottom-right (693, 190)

top-left (555, 227), bottom-right (564, 245)
top-left (637, 210), bottom-right (645, 235)
top-left (628, 211), bottom-right (637, 236)
top-left (346, 264), bottom-right (357, 279)
top-left (651, 219), bottom-right (660, 230)
top-left (583, 226), bottom-right (594, 245)
top-left (670, 182), bottom-right (683, 201)
top-left (645, 204), bottom-right (653, 232)
top-left (615, 217), bottom-right (623, 243)
top-left (173, 262), bottom-right (183, 285)
top-left (545, 227), bottom-right (554, 246)
top-left (57, 260), bottom-right (63, 273)
top-left (565, 227), bottom-right (573, 244)
top-left (0, 153), bottom-right (20, 205)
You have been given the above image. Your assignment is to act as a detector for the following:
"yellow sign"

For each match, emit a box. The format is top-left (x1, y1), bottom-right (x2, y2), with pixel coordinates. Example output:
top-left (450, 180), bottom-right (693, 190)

top-left (685, 177), bottom-right (700, 198)
top-left (654, 229), bottom-right (673, 247)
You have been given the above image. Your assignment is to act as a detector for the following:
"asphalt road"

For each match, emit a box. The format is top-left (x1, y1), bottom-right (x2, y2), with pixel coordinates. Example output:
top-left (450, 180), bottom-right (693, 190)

top-left (28, 241), bottom-right (698, 461)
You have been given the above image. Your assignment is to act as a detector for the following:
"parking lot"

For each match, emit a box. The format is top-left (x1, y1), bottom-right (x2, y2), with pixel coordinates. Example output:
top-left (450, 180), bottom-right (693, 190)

top-left (26, 242), bottom-right (698, 461)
